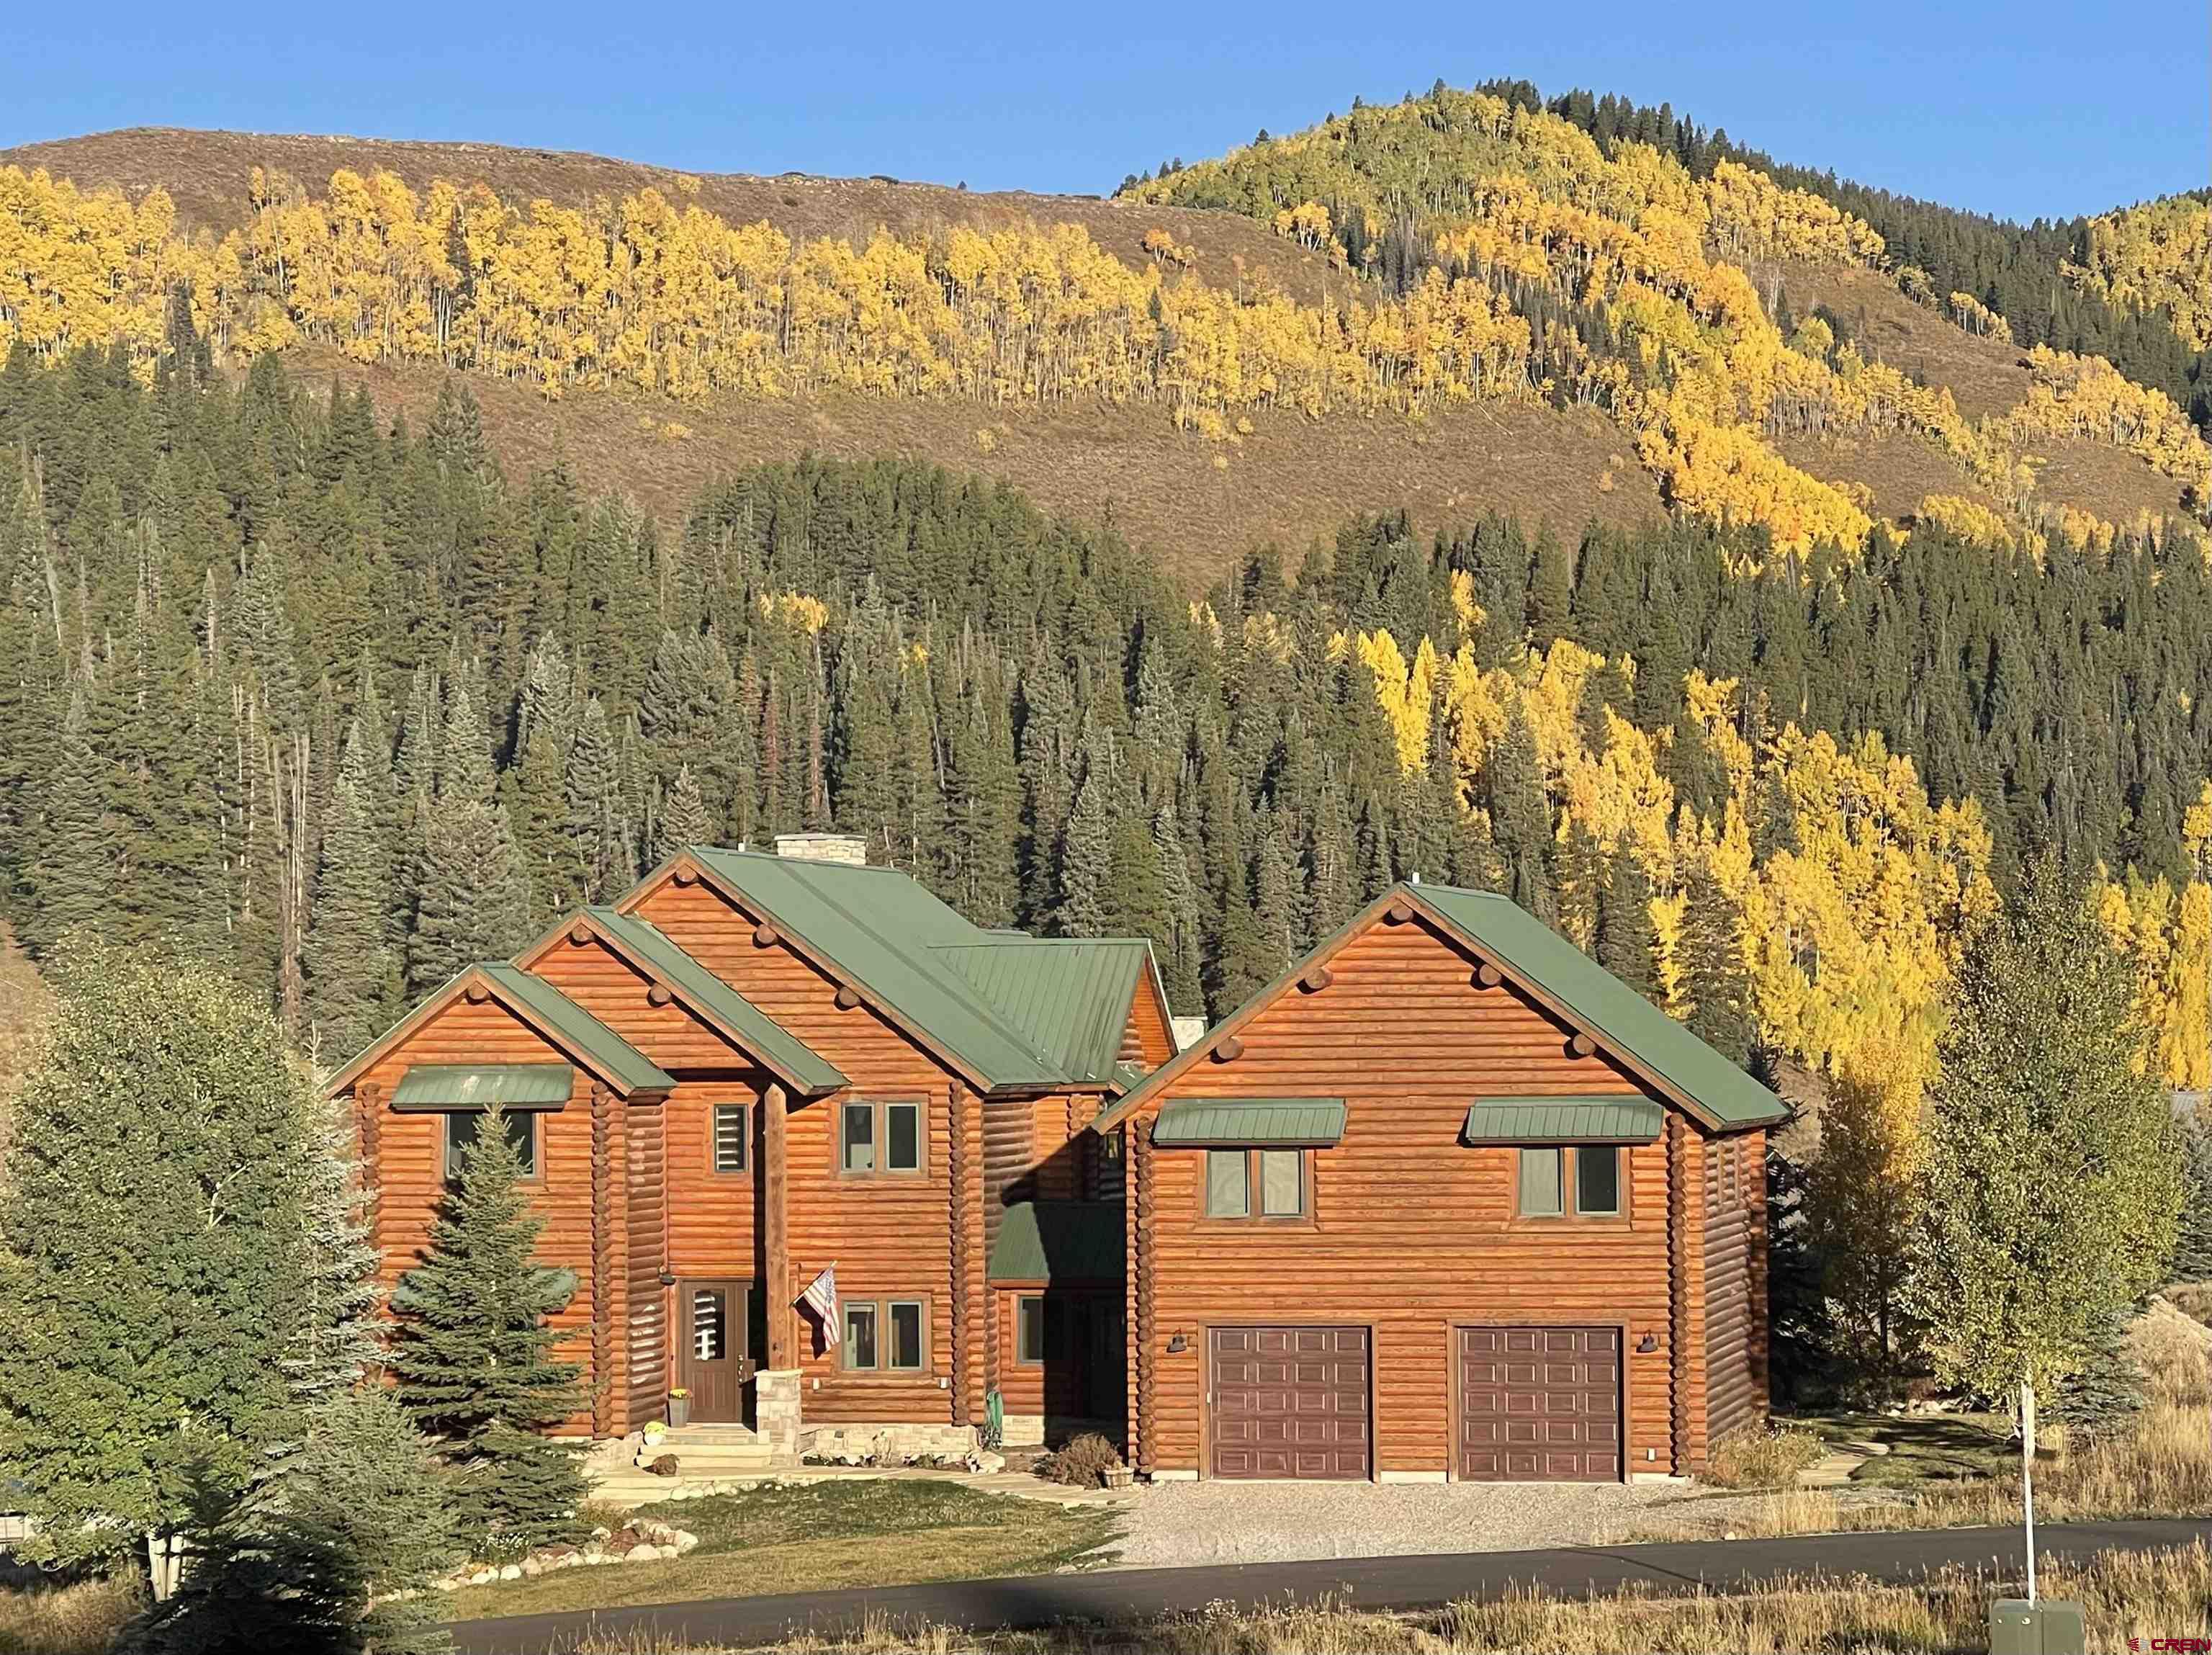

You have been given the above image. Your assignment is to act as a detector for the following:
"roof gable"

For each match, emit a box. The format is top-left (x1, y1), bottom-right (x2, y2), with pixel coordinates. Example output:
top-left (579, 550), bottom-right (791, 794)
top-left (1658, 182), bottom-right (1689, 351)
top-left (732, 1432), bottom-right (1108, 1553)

top-left (517, 907), bottom-right (848, 1095)
top-left (1097, 883), bottom-right (1786, 1135)
top-left (621, 848), bottom-right (1150, 1093)
top-left (325, 961), bottom-right (675, 1100)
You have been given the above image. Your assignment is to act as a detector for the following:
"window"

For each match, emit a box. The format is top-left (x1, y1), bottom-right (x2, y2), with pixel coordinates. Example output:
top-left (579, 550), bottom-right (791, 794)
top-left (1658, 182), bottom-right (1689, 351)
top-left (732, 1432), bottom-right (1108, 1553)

top-left (1017, 1294), bottom-right (1046, 1365)
top-left (1204, 1148), bottom-right (1308, 1220)
top-left (844, 1302), bottom-right (878, 1368)
top-left (691, 1288), bottom-right (727, 1360)
top-left (1205, 1149), bottom-right (1249, 1217)
top-left (841, 1103), bottom-right (876, 1172)
top-left (887, 1301), bottom-right (924, 1370)
top-left (1517, 1148), bottom-right (1563, 1216)
top-left (1517, 1145), bottom-right (1624, 1219)
top-left (445, 1109), bottom-right (536, 1182)
top-left (711, 1104), bottom-right (749, 1174)
top-left (839, 1101), bottom-right (925, 1175)
top-left (842, 1299), bottom-right (927, 1371)
top-left (1575, 1145), bottom-right (1622, 1216)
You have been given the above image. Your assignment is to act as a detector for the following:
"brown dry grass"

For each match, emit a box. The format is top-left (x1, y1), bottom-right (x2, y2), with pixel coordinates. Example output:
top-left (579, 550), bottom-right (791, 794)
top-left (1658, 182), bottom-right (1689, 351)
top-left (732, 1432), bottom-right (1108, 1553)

top-left (0, 1572), bottom-right (140, 1655)
top-left (292, 349), bottom-right (1659, 588)
top-left (1765, 259), bottom-right (2034, 423)
top-left (566, 1543), bottom-right (2212, 1652)
top-left (1637, 1296), bottom-right (2212, 1545)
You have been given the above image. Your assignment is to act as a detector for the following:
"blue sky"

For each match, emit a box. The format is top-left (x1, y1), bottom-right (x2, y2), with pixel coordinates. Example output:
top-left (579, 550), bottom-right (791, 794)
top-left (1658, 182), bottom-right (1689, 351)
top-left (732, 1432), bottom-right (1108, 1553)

top-left (1, 2), bottom-right (2201, 223)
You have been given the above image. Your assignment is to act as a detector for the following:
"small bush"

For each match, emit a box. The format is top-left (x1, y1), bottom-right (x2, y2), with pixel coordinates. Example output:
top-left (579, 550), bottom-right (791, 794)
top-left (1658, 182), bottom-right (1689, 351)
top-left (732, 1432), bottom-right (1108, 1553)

top-left (1703, 1422), bottom-right (1827, 1489)
top-left (1035, 1432), bottom-right (1123, 1487)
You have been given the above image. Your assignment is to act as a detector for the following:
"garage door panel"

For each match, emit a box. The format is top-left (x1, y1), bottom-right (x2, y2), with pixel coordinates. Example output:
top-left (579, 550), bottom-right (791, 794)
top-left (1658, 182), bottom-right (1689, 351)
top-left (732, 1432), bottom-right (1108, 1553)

top-left (1457, 1324), bottom-right (1622, 1483)
top-left (1210, 1325), bottom-right (1370, 1480)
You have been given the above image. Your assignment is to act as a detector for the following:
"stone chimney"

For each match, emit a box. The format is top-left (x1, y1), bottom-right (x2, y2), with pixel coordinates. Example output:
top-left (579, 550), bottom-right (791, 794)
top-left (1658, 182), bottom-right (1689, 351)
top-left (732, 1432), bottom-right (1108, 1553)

top-left (773, 832), bottom-right (870, 868)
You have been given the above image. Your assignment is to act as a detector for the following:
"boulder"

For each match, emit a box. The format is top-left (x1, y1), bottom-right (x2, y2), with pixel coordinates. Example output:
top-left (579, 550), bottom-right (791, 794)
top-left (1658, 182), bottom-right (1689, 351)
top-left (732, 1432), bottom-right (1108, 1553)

top-left (498, 1564), bottom-right (522, 1581)
top-left (671, 1530), bottom-right (700, 1554)
top-left (624, 1542), bottom-right (660, 1564)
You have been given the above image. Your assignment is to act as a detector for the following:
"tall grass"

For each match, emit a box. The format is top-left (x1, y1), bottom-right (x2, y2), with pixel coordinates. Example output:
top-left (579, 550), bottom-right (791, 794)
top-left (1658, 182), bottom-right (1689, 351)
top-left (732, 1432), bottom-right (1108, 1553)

top-left (0, 1573), bottom-right (141, 1655)
top-left (569, 1542), bottom-right (2212, 1652)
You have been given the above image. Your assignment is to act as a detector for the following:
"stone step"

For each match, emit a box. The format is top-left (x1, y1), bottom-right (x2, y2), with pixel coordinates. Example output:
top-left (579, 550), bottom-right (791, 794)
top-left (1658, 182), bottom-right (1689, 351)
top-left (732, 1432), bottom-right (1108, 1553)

top-left (636, 1448), bottom-right (775, 1473)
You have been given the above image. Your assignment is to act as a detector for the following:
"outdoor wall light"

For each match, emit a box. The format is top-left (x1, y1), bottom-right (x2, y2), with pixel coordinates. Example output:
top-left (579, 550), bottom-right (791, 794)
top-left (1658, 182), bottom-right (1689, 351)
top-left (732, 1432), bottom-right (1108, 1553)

top-left (1166, 1332), bottom-right (1190, 1354)
top-left (1637, 1332), bottom-right (1660, 1353)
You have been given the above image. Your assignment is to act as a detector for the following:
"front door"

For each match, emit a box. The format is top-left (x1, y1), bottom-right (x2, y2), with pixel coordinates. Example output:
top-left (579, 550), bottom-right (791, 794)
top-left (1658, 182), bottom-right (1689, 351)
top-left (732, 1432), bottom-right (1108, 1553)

top-left (677, 1278), bottom-right (755, 1424)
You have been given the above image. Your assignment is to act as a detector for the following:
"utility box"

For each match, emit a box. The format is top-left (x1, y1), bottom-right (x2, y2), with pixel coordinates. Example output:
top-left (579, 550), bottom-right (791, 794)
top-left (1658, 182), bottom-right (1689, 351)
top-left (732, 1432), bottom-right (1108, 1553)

top-left (1990, 1599), bottom-right (2085, 1655)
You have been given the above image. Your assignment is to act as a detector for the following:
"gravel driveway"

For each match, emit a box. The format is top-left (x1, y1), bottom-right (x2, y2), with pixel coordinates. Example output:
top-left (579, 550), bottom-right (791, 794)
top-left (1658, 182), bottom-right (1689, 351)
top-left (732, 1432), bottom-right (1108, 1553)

top-left (1102, 1478), bottom-right (1693, 1567)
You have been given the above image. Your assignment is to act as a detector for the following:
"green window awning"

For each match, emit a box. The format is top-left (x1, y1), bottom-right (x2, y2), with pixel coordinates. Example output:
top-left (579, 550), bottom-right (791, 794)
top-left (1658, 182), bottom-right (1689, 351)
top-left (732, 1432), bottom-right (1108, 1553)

top-left (987, 1201), bottom-right (1125, 1284)
top-left (1462, 1097), bottom-right (1663, 1144)
top-left (1152, 1098), bottom-right (1346, 1147)
top-left (390, 1064), bottom-right (573, 1111)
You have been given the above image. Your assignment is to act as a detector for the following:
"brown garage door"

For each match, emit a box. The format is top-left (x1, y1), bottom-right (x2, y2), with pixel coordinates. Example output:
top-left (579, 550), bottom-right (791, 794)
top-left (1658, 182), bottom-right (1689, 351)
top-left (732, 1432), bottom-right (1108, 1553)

top-left (1457, 1325), bottom-right (1622, 1481)
top-left (1209, 1325), bottom-right (1370, 1479)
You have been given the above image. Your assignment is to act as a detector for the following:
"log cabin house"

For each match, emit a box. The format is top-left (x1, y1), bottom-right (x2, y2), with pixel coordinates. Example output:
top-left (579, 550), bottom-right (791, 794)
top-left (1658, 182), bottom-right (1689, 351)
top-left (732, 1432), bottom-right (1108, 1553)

top-left (1093, 879), bottom-right (1787, 1484)
top-left (328, 833), bottom-right (1175, 1455)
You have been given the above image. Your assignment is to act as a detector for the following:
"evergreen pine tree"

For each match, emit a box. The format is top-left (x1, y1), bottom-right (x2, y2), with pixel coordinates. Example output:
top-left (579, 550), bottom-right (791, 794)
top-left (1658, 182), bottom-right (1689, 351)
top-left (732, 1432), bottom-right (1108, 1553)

top-left (2170, 1105), bottom-right (2212, 1283)
top-left (390, 1105), bottom-right (585, 1556)
top-left (656, 760), bottom-right (712, 864)
top-left (303, 717), bottom-right (398, 1064)
top-left (562, 694), bottom-right (630, 901)
top-left (1595, 844), bottom-right (1658, 997)
top-left (408, 684), bottom-right (533, 991)
top-left (27, 684), bottom-right (110, 946)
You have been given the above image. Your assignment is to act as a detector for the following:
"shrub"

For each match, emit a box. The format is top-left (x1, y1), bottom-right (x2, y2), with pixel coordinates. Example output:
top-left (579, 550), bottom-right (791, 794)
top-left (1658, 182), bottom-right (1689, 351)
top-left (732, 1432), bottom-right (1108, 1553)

top-left (1703, 1422), bottom-right (1827, 1489)
top-left (1036, 1432), bottom-right (1123, 1487)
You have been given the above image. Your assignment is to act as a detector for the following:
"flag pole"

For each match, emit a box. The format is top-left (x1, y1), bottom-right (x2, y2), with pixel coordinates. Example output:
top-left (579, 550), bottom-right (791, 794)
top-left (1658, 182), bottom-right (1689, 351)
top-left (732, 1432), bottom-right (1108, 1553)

top-left (2021, 1376), bottom-right (2037, 1605)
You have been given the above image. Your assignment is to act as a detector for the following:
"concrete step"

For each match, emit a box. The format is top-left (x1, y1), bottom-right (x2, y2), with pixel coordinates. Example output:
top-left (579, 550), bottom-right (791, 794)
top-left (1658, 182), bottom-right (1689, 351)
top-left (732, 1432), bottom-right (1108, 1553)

top-left (636, 1447), bottom-right (775, 1472)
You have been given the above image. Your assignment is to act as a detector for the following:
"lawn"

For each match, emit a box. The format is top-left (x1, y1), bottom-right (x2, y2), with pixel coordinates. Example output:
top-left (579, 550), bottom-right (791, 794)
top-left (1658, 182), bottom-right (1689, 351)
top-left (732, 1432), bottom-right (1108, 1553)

top-left (1797, 1408), bottom-right (2016, 1489)
top-left (442, 1480), bottom-right (1123, 1622)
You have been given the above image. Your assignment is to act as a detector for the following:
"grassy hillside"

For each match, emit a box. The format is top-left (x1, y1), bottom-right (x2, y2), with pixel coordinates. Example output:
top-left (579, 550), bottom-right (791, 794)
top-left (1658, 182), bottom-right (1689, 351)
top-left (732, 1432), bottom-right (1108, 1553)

top-left (2, 104), bottom-right (2203, 586)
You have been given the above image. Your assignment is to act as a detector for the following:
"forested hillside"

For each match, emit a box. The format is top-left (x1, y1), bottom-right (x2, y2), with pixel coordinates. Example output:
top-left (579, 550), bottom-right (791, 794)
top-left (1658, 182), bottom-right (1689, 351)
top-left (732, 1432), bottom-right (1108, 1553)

top-left (3, 343), bottom-right (2208, 1105)
top-left (4, 93), bottom-right (2203, 586)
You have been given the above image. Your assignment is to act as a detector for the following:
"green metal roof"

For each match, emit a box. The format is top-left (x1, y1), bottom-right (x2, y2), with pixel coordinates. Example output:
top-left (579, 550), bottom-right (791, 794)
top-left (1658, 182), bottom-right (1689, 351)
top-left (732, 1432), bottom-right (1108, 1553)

top-left (1152, 1098), bottom-right (1347, 1147)
top-left (1462, 1098), bottom-right (1665, 1144)
top-left (682, 848), bottom-right (1128, 1092)
top-left (582, 907), bottom-right (847, 1094)
top-left (933, 939), bottom-right (1151, 1086)
top-left (476, 963), bottom-right (676, 1096)
top-left (986, 1201), bottom-right (1125, 1283)
top-left (1413, 887), bottom-right (1787, 1129)
top-left (391, 1064), bottom-right (574, 1111)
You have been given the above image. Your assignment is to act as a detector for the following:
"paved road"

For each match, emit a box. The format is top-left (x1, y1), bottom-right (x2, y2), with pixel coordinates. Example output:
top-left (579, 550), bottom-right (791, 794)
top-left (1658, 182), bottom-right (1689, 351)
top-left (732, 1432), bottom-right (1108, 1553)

top-left (451, 1517), bottom-right (2210, 1653)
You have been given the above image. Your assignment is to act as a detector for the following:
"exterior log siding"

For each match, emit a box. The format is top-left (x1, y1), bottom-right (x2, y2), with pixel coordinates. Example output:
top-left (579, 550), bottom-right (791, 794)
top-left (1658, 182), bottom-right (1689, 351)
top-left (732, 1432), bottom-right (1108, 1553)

top-left (1703, 1130), bottom-right (1764, 1448)
top-left (350, 993), bottom-right (605, 1437)
top-left (1118, 911), bottom-right (1763, 1479)
top-left (632, 874), bottom-right (971, 1424)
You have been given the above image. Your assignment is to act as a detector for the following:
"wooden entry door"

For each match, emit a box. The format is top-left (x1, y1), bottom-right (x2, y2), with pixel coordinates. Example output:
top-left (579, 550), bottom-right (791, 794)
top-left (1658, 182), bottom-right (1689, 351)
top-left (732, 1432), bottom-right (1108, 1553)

top-left (1457, 1324), bottom-right (1622, 1481)
top-left (677, 1278), bottom-right (755, 1424)
top-left (1208, 1325), bottom-right (1370, 1479)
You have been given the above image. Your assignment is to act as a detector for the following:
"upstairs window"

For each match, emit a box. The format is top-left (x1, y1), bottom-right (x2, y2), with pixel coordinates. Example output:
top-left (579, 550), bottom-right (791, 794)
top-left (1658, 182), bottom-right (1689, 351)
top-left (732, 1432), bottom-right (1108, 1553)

top-left (445, 1109), bottom-right (537, 1183)
top-left (840, 1100), bottom-right (925, 1176)
top-left (1202, 1147), bottom-right (1308, 1220)
top-left (1516, 1146), bottom-right (1624, 1219)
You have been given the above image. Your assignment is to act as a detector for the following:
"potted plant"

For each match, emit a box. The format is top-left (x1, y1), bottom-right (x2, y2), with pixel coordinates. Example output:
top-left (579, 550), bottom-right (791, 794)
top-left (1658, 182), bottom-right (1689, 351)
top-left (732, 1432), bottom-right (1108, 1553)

top-left (666, 1388), bottom-right (691, 1428)
top-left (1101, 1462), bottom-right (1134, 1489)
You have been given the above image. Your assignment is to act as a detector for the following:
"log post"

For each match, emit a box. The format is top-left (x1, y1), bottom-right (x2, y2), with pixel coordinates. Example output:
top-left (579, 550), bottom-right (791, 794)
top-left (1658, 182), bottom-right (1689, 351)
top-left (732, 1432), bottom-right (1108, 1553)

top-left (590, 1084), bottom-right (615, 1438)
top-left (948, 1082), bottom-right (984, 1428)
top-left (1130, 1120), bottom-right (1156, 1476)
top-left (763, 1083), bottom-right (793, 1369)
top-left (353, 1082), bottom-right (383, 1255)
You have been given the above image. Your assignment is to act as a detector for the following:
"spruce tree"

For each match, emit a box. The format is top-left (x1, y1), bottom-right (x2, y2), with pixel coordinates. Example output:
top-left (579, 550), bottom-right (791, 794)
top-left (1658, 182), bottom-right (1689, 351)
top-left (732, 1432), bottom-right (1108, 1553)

top-left (656, 760), bottom-right (713, 864)
top-left (27, 683), bottom-right (109, 946)
top-left (562, 694), bottom-right (630, 900)
top-left (2170, 1105), bottom-right (2212, 1283)
top-left (1907, 866), bottom-right (2184, 1402)
top-left (1055, 725), bottom-right (1115, 937)
top-left (1595, 844), bottom-right (1657, 997)
top-left (408, 684), bottom-right (533, 991)
top-left (304, 717), bottom-right (398, 1064)
top-left (390, 1106), bottom-right (586, 1556)
top-left (1679, 854), bottom-right (1756, 1065)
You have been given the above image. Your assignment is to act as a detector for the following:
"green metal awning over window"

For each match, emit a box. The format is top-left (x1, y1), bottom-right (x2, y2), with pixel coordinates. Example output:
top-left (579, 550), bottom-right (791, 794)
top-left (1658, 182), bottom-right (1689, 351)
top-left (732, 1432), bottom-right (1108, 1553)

top-left (1462, 1098), bottom-right (1663, 1144)
top-left (1151, 1098), bottom-right (1346, 1147)
top-left (390, 1064), bottom-right (573, 1111)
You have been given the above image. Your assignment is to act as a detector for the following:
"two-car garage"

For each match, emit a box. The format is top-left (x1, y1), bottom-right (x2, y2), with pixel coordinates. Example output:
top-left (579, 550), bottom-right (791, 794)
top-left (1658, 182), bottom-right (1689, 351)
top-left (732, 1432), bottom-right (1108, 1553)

top-left (1205, 1324), bottom-right (1622, 1483)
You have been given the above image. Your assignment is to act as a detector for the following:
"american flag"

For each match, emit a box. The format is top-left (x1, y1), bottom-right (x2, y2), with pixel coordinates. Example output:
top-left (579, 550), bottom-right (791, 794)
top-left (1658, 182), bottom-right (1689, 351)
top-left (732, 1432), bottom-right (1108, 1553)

top-left (800, 1263), bottom-right (840, 1347)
